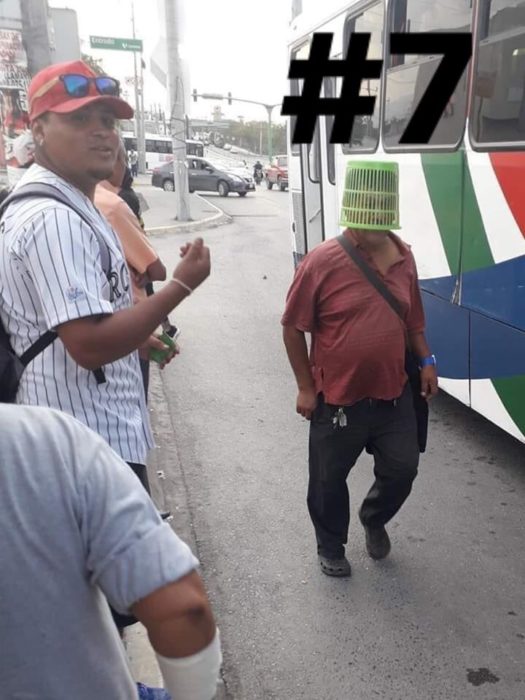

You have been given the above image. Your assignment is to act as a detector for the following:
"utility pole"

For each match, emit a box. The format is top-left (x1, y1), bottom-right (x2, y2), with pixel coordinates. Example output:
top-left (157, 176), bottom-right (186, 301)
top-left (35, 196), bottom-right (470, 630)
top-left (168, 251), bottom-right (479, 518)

top-left (265, 105), bottom-right (274, 162)
top-left (20, 0), bottom-right (53, 75)
top-left (131, 0), bottom-right (146, 174)
top-left (139, 52), bottom-right (146, 144)
top-left (164, 0), bottom-right (191, 221)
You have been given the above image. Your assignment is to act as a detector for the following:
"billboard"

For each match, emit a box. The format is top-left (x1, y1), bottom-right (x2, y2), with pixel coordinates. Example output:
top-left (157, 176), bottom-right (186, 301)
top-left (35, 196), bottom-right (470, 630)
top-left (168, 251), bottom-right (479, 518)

top-left (0, 29), bottom-right (32, 186)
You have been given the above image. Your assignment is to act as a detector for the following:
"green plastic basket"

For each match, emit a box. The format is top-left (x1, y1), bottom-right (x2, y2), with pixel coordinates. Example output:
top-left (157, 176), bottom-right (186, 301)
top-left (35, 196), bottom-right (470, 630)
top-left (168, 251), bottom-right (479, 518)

top-left (340, 160), bottom-right (400, 230)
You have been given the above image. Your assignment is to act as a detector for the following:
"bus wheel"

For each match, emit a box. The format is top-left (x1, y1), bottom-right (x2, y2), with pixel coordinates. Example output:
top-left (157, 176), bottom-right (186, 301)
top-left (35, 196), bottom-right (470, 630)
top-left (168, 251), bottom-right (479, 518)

top-left (278, 177), bottom-right (286, 191)
top-left (163, 179), bottom-right (174, 192)
top-left (266, 178), bottom-right (273, 190)
top-left (218, 181), bottom-right (230, 197)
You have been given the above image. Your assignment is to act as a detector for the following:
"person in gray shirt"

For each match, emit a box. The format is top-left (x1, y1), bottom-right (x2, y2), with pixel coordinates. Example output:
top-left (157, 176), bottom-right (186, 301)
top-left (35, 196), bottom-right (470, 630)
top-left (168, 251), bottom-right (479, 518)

top-left (0, 404), bottom-right (222, 700)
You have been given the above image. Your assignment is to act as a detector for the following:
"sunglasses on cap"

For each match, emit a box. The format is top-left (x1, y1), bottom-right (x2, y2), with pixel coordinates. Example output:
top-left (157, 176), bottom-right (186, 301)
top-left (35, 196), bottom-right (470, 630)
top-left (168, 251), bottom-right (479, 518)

top-left (33, 74), bottom-right (121, 100)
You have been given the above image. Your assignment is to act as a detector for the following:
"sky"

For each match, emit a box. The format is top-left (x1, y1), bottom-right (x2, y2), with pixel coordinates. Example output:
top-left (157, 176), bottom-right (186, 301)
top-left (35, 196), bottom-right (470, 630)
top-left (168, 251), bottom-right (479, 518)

top-left (50, 0), bottom-right (292, 123)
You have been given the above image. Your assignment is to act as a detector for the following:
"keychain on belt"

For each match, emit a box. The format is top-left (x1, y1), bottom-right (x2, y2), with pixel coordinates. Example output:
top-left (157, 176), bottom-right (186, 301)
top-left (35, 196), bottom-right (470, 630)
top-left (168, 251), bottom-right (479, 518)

top-left (332, 407), bottom-right (347, 429)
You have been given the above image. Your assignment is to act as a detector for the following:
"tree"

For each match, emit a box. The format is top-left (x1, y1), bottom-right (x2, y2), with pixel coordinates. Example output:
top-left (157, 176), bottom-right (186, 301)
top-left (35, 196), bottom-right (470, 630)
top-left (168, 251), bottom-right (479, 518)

top-left (81, 53), bottom-right (105, 76)
top-left (223, 120), bottom-right (287, 156)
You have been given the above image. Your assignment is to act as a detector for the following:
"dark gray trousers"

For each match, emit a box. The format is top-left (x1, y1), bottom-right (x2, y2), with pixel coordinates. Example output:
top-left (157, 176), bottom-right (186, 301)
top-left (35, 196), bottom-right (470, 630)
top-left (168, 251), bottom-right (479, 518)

top-left (307, 383), bottom-right (419, 559)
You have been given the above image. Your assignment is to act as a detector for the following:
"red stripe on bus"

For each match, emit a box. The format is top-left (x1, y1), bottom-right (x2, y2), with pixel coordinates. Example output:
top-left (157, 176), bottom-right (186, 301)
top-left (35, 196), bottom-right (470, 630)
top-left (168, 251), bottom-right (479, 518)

top-left (489, 152), bottom-right (525, 238)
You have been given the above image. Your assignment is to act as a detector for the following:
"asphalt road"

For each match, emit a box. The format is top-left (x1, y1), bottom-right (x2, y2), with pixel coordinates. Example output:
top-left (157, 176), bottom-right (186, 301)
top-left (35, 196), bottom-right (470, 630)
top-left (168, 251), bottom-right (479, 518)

top-left (147, 184), bottom-right (525, 700)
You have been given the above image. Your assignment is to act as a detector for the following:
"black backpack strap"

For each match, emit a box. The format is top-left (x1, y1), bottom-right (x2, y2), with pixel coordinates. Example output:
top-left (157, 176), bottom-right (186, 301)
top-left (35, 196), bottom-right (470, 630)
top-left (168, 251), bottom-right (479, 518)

top-left (336, 234), bottom-right (405, 321)
top-left (0, 183), bottom-right (112, 277)
top-left (1, 183), bottom-right (110, 382)
top-left (19, 330), bottom-right (57, 366)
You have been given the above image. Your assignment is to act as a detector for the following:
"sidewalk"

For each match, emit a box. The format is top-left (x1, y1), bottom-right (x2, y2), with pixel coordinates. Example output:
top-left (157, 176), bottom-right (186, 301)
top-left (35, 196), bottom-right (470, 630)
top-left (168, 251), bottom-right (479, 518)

top-left (123, 181), bottom-right (229, 698)
top-left (133, 173), bottom-right (232, 234)
top-left (124, 368), bottom-right (228, 699)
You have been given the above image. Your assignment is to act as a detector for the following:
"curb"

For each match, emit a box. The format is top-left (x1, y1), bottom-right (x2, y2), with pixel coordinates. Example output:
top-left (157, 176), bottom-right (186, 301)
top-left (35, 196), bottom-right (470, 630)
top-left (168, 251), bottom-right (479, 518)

top-left (146, 195), bottom-right (233, 236)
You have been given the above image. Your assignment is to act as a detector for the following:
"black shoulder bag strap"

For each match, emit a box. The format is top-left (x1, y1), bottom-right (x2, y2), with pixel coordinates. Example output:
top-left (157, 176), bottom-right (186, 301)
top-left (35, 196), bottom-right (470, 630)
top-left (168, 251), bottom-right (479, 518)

top-left (0, 183), bottom-right (112, 382)
top-left (336, 233), bottom-right (429, 452)
top-left (336, 234), bottom-right (405, 320)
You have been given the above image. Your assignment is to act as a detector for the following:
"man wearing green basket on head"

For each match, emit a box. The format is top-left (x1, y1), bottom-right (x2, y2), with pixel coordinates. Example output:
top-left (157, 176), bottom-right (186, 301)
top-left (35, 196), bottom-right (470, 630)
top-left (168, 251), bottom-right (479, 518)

top-left (282, 160), bottom-right (438, 577)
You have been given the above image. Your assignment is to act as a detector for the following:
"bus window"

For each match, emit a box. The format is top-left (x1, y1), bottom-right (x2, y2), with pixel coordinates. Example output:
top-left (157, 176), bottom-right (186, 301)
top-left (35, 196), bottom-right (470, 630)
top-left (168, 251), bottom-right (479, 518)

top-left (155, 140), bottom-right (170, 154)
top-left (342, 1), bottom-right (384, 153)
top-left (383, 0), bottom-right (472, 151)
top-left (186, 141), bottom-right (204, 156)
top-left (289, 42), bottom-right (309, 156)
top-left (470, 0), bottom-right (525, 148)
top-left (123, 136), bottom-right (137, 151)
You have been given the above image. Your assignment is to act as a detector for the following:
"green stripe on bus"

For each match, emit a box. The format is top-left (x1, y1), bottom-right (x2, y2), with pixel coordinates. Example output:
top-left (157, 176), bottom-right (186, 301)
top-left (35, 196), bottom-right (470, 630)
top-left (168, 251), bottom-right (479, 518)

top-left (492, 376), bottom-right (525, 436)
top-left (421, 152), bottom-right (494, 273)
top-left (461, 158), bottom-right (494, 272)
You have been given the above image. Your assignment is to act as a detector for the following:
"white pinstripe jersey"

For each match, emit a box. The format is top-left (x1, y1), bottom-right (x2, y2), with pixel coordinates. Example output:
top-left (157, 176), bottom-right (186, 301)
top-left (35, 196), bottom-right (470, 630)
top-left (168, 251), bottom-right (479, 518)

top-left (0, 164), bottom-right (154, 464)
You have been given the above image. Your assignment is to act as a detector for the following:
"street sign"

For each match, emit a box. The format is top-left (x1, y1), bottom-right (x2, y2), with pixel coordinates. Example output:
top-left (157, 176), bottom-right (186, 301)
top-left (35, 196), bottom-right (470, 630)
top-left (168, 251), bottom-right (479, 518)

top-left (90, 36), bottom-right (143, 52)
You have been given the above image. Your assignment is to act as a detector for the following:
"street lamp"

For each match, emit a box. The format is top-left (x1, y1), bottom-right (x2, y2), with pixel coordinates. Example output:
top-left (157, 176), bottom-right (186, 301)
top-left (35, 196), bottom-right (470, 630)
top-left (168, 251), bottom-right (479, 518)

top-left (263, 102), bottom-right (282, 163)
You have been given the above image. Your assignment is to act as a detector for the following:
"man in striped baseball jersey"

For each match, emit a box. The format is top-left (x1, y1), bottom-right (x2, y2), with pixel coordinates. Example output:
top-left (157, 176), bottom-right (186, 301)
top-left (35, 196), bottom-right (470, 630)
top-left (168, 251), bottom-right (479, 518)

top-left (0, 63), bottom-right (210, 498)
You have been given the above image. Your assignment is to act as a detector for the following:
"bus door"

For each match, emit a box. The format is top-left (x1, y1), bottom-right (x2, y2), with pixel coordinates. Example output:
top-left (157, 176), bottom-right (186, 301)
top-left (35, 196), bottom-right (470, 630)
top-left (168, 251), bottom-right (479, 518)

top-left (318, 76), bottom-right (339, 240)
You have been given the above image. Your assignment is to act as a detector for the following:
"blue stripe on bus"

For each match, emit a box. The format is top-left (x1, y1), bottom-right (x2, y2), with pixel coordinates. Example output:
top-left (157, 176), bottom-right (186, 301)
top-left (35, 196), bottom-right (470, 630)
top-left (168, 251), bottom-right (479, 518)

top-left (422, 288), bottom-right (525, 381)
top-left (421, 255), bottom-right (525, 332)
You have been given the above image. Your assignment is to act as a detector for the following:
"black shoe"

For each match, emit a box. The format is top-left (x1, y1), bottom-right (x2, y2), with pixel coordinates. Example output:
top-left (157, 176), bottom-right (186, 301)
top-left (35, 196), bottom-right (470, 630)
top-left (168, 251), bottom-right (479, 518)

top-left (363, 524), bottom-right (391, 560)
top-left (318, 554), bottom-right (352, 577)
top-left (160, 511), bottom-right (172, 521)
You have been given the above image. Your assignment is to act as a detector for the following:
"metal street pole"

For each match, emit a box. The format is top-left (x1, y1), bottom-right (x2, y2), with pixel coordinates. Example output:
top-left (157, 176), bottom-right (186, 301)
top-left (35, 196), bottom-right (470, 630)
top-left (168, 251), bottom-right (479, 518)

top-left (164, 0), bottom-right (191, 221)
top-left (131, 0), bottom-right (146, 174)
top-left (139, 52), bottom-right (146, 150)
top-left (265, 105), bottom-right (273, 162)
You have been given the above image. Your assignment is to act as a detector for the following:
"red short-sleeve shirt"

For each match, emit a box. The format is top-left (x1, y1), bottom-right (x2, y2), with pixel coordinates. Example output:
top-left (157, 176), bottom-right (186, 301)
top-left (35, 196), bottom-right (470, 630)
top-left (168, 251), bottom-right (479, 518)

top-left (281, 231), bottom-right (425, 406)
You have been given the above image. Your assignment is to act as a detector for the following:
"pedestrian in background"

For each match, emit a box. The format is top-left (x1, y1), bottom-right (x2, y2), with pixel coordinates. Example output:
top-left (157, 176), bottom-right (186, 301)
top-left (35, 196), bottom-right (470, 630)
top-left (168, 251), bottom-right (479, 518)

top-left (129, 147), bottom-right (139, 177)
top-left (95, 138), bottom-right (168, 398)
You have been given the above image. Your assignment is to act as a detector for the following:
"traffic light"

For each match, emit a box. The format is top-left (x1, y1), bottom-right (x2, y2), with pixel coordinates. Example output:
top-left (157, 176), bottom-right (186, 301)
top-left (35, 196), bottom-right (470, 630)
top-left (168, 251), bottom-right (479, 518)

top-left (192, 89), bottom-right (198, 102)
top-left (227, 92), bottom-right (232, 105)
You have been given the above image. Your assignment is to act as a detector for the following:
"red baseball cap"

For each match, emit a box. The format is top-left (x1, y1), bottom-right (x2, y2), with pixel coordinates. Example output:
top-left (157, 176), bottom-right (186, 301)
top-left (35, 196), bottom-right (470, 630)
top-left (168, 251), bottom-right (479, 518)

top-left (28, 60), bottom-right (134, 122)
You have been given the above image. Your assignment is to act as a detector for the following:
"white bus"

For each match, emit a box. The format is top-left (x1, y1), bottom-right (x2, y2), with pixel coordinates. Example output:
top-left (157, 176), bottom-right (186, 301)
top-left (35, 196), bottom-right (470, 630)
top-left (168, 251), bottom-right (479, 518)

top-left (287, 0), bottom-right (525, 442)
top-left (121, 132), bottom-right (204, 171)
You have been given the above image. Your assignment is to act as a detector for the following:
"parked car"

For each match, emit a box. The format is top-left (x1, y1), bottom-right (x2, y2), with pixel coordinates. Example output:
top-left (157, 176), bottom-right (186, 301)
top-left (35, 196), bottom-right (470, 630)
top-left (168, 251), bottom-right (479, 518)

top-left (265, 155), bottom-right (288, 191)
top-left (151, 157), bottom-right (255, 197)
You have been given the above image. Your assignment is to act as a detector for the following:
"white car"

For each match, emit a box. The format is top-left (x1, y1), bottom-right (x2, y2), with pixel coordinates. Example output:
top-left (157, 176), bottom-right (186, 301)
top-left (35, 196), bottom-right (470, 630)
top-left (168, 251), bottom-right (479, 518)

top-left (230, 165), bottom-right (255, 191)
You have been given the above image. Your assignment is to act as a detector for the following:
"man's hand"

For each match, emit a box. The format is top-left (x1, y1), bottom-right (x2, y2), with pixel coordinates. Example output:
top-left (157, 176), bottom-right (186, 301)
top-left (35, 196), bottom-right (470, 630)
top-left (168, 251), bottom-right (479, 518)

top-left (131, 268), bottom-right (149, 289)
top-left (139, 334), bottom-right (179, 368)
top-left (420, 366), bottom-right (438, 400)
top-left (297, 387), bottom-right (318, 420)
top-left (173, 238), bottom-right (210, 292)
